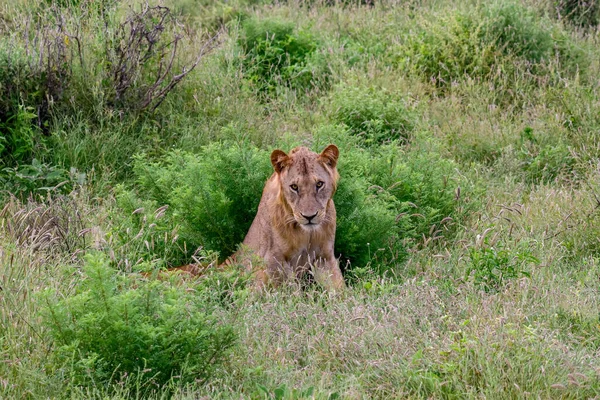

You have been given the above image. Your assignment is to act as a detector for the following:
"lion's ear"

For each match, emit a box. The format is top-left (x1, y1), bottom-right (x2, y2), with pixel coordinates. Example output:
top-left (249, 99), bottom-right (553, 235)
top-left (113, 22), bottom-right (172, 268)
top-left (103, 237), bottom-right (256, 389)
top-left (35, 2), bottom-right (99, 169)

top-left (271, 149), bottom-right (290, 173)
top-left (319, 144), bottom-right (339, 168)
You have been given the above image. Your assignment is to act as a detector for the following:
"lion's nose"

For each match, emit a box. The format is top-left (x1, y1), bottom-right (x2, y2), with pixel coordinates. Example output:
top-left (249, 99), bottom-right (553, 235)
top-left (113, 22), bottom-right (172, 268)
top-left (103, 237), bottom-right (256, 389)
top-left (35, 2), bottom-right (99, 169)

top-left (302, 212), bottom-right (318, 223)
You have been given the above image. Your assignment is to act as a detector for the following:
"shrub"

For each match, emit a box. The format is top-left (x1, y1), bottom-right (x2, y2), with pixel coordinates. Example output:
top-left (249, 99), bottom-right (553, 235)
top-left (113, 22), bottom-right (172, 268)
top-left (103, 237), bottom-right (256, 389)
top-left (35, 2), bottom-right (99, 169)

top-left (130, 143), bottom-right (272, 259)
top-left (0, 44), bottom-right (54, 167)
top-left (238, 18), bottom-right (327, 96)
top-left (0, 105), bottom-right (37, 167)
top-left (40, 253), bottom-right (236, 390)
top-left (329, 82), bottom-right (415, 145)
top-left (399, 2), bottom-right (581, 86)
top-left (0, 159), bottom-right (79, 201)
top-left (317, 126), bottom-right (475, 272)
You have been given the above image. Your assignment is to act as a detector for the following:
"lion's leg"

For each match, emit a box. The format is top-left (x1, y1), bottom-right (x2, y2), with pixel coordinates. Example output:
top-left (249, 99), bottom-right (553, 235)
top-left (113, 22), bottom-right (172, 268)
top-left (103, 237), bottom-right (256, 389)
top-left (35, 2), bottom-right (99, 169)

top-left (314, 256), bottom-right (345, 290)
top-left (264, 256), bottom-right (294, 287)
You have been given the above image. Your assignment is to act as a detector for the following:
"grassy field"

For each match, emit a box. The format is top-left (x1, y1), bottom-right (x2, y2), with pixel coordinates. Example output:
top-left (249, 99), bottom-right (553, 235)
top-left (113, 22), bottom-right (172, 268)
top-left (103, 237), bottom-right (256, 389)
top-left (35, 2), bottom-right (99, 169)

top-left (1, 0), bottom-right (600, 398)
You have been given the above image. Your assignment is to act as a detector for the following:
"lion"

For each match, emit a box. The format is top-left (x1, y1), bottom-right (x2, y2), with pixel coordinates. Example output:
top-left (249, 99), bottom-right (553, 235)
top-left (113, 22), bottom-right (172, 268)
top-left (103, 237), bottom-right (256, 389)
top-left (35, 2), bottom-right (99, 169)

top-left (157, 144), bottom-right (345, 290)
top-left (236, 144), bottom-right (345, 290)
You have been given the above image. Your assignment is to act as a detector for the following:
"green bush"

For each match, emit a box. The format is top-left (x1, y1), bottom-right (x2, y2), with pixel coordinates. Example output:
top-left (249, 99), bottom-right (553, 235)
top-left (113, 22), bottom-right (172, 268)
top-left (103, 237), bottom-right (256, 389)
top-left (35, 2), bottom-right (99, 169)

top-left (334, 133), bottom-right (471, 269)
top-left (399, 2), bottom-right (581, 86)
top-left (238, 18), bottom-right (328, 96)
top-left (40, 253), bottom-right (236, 390)
top-left (131, 143), bottom-right (272, 258)
top-left (0, 46), bottom-right (49, 166)
top-left (0, 105), bottom-right (37, 167)
top-left (0, 159), bottom-right (78, 201)
top-left (329, 82), bottom-right (415, 145)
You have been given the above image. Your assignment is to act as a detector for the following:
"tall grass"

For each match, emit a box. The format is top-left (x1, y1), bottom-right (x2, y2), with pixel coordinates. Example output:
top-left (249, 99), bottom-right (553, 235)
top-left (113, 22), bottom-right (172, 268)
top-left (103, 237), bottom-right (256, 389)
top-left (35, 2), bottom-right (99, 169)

top-left (1, 0), bottom-right (600, 397)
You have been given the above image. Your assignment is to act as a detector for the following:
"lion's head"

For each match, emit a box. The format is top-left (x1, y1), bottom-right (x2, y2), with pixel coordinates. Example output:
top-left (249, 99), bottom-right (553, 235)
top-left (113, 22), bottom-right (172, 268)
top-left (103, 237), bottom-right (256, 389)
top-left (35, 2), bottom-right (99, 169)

top-left (270, 144), bottom-right (339, 230)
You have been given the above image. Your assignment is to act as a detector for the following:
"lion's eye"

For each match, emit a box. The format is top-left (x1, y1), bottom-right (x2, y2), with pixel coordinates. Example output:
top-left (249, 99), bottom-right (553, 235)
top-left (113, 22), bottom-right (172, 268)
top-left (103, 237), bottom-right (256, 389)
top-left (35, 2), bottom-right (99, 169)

top-left (316, 181), bottom-right (324, 189)
top-left (290, 184), bottom-right (298, 191)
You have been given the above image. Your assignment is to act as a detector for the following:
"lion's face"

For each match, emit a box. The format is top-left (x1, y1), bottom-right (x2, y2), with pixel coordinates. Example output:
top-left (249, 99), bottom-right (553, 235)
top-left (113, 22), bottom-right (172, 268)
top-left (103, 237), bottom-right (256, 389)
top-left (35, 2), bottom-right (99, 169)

top-left (271, 145), bottom-right (339, 230)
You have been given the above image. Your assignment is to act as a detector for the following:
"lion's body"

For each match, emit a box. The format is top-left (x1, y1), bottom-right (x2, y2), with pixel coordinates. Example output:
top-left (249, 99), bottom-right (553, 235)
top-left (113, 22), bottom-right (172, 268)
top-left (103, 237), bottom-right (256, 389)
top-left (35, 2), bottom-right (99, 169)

top-left (236, 145), bottom-right (345, 289)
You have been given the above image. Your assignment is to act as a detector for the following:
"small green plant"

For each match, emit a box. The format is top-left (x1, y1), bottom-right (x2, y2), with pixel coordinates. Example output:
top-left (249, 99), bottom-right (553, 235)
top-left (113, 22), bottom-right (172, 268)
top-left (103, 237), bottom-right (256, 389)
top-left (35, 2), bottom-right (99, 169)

top-left (0, 105), bottom-right (37, 166)
top-left (0, 159), bottom-right (77, 201)
top-left (40, 253), bottom-right (236, 390)
top-left (518, 127), bottom-right (575, 184)
top-left (466, 240), bottom-right (538, 292)
top-left (238, 18), bottom-right (327, 96)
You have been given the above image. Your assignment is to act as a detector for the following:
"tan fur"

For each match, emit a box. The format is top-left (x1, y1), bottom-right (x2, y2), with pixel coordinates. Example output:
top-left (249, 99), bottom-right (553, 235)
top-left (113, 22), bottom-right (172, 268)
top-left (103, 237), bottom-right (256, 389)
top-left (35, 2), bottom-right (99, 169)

top-left (234, 144), bottom-right (345, 290)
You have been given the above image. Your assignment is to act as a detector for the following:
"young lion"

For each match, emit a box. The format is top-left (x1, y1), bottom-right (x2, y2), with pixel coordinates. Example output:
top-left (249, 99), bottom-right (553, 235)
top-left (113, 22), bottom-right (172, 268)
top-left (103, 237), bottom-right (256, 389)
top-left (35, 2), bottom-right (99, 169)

top-left (159, 145), bottom-right (345, 290)
top-left (236, 144), bottom-right (345, 290)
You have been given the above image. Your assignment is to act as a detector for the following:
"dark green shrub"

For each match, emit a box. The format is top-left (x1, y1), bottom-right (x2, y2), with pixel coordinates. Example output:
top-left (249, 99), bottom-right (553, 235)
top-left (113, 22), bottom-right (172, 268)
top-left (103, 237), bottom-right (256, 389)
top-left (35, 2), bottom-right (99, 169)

top-left (0, 105), bottom-right (37, 167)
top-left (238, 18), bottom-right (327, 96)
top-left (399, 12), bottom-right (497, 86)
top-left (316, 126), bottom-right (475, 271)
top-left (553, 0), bottom-right (599, 28)
top-left (329, 83), bottom-right (415, 145)
top-left (131, 143), bottom-right (272, 258)
top-left (41, 253), bottom-right (236, 389)
top-left (0, 46), bottom-right (52, 166)
top-left (481, 2), bottom-right (554, 63)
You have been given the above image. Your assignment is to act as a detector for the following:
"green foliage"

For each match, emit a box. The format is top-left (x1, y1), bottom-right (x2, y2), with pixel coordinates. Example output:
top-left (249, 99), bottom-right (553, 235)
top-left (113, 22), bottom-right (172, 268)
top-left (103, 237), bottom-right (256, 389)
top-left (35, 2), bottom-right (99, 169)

top-left (466, 241), bottom-right (538, 292)
top-left (40, 253), bottom-right (236, 390)
top-left (518, 127), bottom-right (575, 184)
top-left (318, 127), bottom-right (473, 270)
top-left (238, 18), bottom-right (327, 96)
top-left (329, 82), bottom-right (415, 145)
top-left (130, 143), bottom-right (272, 258)
top-left (0, 160), bottom-right (78, 201)
top-left (0, 105), bottom-right (37, 166)
top-left (0, 46), bottom-right (48, 167)
top-left (400, 2), bottom-right (580, 86)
